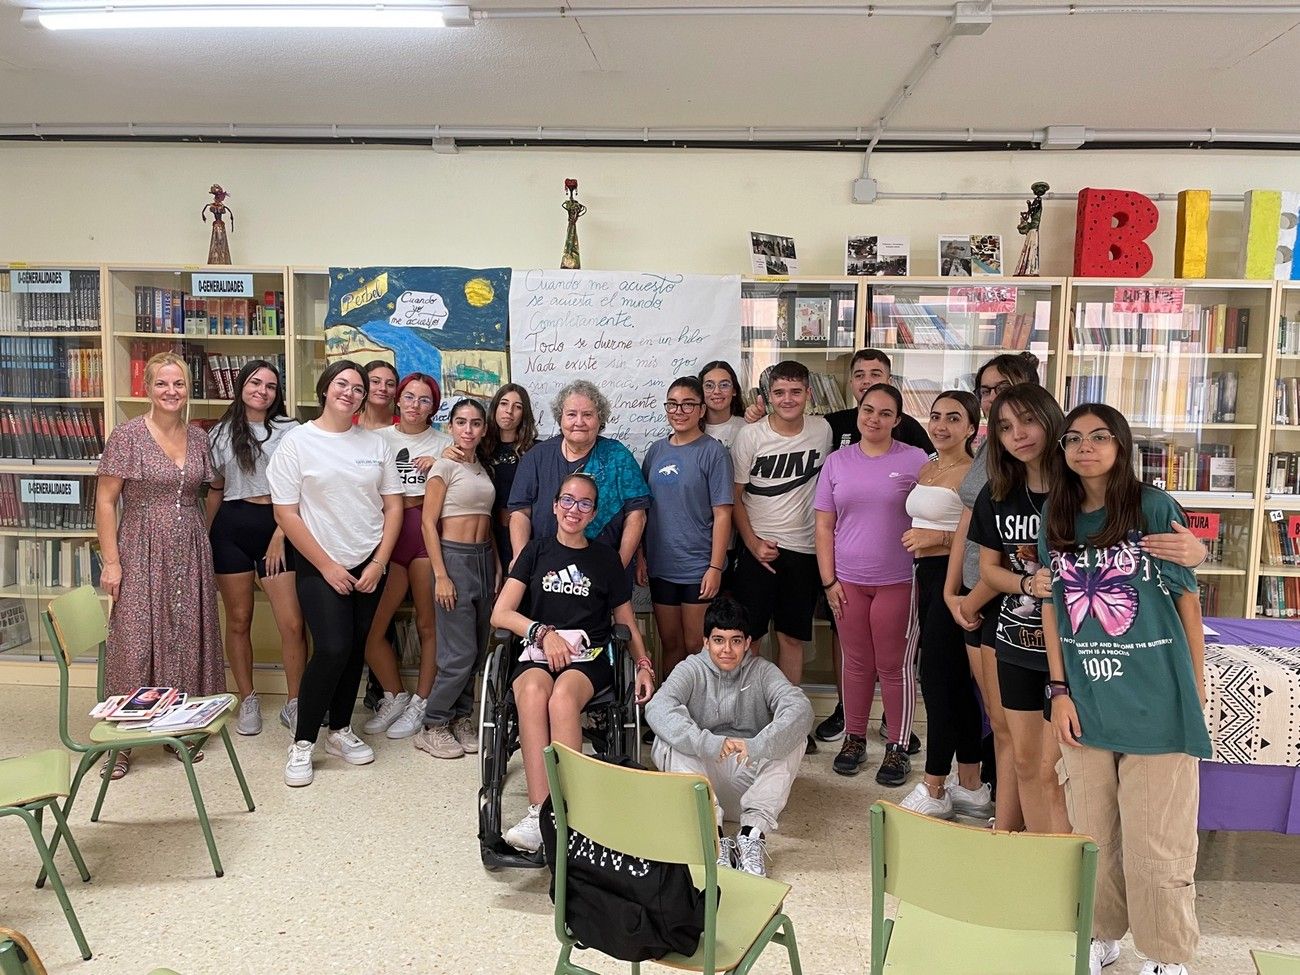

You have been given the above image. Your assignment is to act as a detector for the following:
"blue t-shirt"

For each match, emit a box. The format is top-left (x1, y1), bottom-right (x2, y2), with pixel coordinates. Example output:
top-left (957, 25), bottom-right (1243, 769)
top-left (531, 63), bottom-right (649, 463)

top-left (1038, 487), bottom-right (1211, 758)
top-left (642, 435), bottom-right (734, 584)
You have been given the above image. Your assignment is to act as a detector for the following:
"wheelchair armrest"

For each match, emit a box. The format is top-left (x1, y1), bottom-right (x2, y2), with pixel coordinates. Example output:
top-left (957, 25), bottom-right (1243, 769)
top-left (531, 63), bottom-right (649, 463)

top-left (612, 624), bottom-right (631, 643)
top-left (493, 627), bottom-right (515, 643)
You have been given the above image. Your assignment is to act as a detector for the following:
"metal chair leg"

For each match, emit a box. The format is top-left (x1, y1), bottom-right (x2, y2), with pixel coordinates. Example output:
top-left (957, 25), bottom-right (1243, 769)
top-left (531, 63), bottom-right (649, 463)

top-left (48, 797), bottom-right (91, 883)
top-left (37, 751), bottom-right (94, 889)
top-left (90, 749), bottom-right (117, 822)
top-left (220, 727), bottom-right (256, 812)
top-left (17, 806), bottom-right (91, 959)
top-left (178, 745), bottom-right (224, 878)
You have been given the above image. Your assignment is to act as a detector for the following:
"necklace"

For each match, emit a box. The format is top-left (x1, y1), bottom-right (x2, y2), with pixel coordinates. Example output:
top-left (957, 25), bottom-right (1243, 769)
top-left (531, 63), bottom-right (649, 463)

top-left (1025, 483), bottom-right (1044, 516)
top-left (920, 457), bottom-right (967, 485)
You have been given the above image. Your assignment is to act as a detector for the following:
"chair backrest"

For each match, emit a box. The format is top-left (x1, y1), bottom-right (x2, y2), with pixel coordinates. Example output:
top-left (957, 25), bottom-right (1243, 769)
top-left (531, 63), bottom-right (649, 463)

top-left (43, 586), bottom-right (108, 667)
top-left (0, 928), bottom-right (47, 975)
top-left (871, 801), bottom-right (1098, 933)
top-left (1255, 950), bottom-right (1300, 974)
top-left (544, 742), bottom-right (716, 866)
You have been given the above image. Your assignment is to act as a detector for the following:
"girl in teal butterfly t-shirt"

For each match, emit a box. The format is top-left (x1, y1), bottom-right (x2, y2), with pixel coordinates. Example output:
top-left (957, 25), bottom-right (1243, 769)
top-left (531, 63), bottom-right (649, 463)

top-left (1039, 403), bottom-right (1210, 975)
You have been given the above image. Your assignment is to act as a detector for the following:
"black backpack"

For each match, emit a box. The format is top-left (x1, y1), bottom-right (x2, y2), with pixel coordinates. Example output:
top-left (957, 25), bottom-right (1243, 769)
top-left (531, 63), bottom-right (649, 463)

top-left (540, 757), bottom-right (711, 962)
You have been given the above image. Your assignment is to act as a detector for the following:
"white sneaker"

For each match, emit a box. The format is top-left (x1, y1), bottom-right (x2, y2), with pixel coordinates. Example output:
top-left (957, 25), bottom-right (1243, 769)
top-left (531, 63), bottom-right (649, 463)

top-left (899, 782), bottom-right (955, 819)
top-left (735, 831), bottom-right (769, 877)
top-left (450, 715), bottom-right (479, 754)
top-left (386, 694), bottom-right (426, 739)
top-left (947, 778), bottom-right (995, 819)
top-left (717, 835), bottom-right (738, 869)
top-left (362, 691), bottom-right (411, 735)
top-left (279, 697), bottom-right (298, 732)
top-left (284, 740), bottom-right (314, 787)
top-left (1090, 939), bottom-right (1121, 975)
top-left (505, 803), bottom-right (543, 852)
top-left (325, 726), bottom-right (375, 765)
top-left (413, 723), bottom-right (465, 759)
top-left (235, 693), bottom-right (262, 736)
top-left (1139, 963), bottom-right (1187, 975)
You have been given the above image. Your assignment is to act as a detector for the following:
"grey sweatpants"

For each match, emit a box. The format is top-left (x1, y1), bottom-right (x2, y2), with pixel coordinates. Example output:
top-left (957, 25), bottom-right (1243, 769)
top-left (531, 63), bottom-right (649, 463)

top-left (424, 539), bottom-right (494, 726)
top-left (651, 737), bottom-right (803, 835)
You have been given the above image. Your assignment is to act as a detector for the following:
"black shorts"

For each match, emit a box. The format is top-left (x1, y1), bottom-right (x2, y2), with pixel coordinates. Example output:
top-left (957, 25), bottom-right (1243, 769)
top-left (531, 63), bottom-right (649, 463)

top-left (962, 595), bottom-right (1002, 650)
top-left (648, 577), bottom-right (709, 607)
top-left (732, 546), bottom-right (820, 642)
top-left (997, 657), bottom-right (1049, 712)
top-left (210, 499), bottom-right (296, 577)
top-left (512, 651), bottom-right (615, 698)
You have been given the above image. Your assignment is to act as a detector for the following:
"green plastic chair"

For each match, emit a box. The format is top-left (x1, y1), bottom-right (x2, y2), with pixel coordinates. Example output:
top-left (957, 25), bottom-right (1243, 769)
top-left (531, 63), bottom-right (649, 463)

top-left (542, 741), bottom-right (802, 975)
top-left (869, 801), bottom-right (1098, 975)
top-left (36, 585), bottom-right (255, 883)
top-left (0, 753), bottom-right (93, 961)
top-left (1255, 950), bottom-right (1300, 974)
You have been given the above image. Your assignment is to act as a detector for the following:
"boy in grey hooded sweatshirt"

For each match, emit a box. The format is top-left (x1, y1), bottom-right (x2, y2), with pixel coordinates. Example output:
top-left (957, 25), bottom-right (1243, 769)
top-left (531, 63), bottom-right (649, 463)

top-left (646, 596), bottom-right (813, 877)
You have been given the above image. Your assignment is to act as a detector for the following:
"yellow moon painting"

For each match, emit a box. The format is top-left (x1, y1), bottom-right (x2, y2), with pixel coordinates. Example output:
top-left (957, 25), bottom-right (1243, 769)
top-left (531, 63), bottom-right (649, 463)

top-left (464, 277), bottom-right (495, 307)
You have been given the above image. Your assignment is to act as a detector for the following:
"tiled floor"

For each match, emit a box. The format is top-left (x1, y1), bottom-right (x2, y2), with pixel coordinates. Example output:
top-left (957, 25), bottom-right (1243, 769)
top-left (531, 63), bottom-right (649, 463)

top-left (2, 684), bottom-right (1297, 974)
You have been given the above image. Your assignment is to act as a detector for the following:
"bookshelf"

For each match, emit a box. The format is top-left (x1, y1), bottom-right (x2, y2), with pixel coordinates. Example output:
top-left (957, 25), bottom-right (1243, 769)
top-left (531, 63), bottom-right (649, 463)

top-left (0, 263), bottom-right (109, 661)
top-left (105, 264), bottom-right (290, 429)
top-left (1060, 278), bottom-right (1274, 618)
top-left (289, 267), bottom-right (330, 418)
top-left (1254, 280), bottom-right (1300, 617)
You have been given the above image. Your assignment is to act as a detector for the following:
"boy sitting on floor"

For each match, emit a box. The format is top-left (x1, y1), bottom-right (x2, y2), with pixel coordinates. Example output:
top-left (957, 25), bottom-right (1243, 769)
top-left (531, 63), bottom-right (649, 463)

top-left (645, 596), bottom-right (813, 878)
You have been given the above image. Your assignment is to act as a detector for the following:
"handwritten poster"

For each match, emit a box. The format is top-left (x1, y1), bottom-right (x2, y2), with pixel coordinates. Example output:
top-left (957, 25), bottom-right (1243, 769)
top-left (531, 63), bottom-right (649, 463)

top-left (508, 269), bottom-right (741, 457)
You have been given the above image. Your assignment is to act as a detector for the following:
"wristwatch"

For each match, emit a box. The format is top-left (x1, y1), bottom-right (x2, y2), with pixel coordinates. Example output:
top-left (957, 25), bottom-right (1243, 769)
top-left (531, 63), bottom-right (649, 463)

top-left (1043, 680), bottom-right (1070, 720)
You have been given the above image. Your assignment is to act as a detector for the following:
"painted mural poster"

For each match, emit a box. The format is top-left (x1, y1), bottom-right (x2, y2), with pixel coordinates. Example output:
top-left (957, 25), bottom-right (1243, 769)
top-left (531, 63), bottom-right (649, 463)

top-left (325, 266), bottom-right (511, 420)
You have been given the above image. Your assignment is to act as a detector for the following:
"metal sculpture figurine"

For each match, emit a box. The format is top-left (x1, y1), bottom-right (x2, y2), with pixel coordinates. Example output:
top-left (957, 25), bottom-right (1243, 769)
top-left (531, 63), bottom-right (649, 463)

top-left (1013, 181), bottom-right (1049, 277)
top-left (561, 178), bottom-right (586, 270)
top-left (202, 184), bottom-right (234, 266)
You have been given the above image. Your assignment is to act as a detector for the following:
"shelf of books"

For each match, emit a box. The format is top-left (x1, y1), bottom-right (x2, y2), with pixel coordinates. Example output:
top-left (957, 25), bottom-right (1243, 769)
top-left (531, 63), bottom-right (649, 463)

top-left (1061, 279), bottom-right (1274, 618)
top-left (1, 264), bottom-right (108, 660)
top-left (106, 265), bottom-right (289, 430)
top-left (290, 267), bottom-right (330, 416)
top-left (865, 277), bottom-right (1062, 421)
top-left (1255, 280), bottom-right (1300, 616)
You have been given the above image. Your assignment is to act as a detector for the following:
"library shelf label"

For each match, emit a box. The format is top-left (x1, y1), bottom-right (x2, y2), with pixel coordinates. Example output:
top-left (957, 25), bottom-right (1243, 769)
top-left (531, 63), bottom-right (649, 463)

top-left (1113, 286), bottom-right (1184, 314)
top-left (192, 273), bottom-right (254, 298)
top-left (1186, 510), bottom-right (1220, 541)
top-left (10, 269), bottom-right (70, 293)
top-left (19, 478), bottom-right (80, 505)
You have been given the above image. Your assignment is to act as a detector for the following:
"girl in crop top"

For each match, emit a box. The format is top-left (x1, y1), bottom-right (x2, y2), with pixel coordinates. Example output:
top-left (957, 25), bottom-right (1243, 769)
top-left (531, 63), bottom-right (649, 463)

top-left (898, 391), bottom-right (989, 820)
top-left (361, 372), bottom-right (453, 740)
top-left (206, 359), bottom-right (307, 737)
top-left (411, 398), bottom-right (498, 758)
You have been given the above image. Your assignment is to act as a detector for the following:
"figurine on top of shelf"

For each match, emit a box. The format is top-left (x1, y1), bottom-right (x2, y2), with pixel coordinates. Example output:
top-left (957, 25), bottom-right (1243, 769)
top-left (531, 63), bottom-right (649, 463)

top-left (201, 183), bottom-right (234, 266)
top-left (561, 178), bottom-right (586, 270)
top-left (1013, 181), bottom-right (1049, 277)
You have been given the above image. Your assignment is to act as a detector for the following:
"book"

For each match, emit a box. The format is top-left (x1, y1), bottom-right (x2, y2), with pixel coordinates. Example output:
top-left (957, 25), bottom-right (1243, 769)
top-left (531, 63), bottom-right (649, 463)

top-left (146, 695), bottom-right (231, 733)
top-left (104, 686), bottom-right (179, 720)
top-left (1, 270), bottom-right (101, 333)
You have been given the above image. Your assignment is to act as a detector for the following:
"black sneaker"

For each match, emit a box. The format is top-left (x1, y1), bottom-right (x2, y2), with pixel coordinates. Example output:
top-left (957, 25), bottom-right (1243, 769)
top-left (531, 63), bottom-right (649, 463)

top-left (876, 742), bottom-right (911, 787)
top-left (833, 735), bottom-right (867, 776)
top-left (815, 702), bottom-right (845, 742)
top-left (880, 717), bottom-right (921, 755)
top-left (642, 726), bottom-right (655, 746)
top-left (805, 734), bottom-right (818, 755)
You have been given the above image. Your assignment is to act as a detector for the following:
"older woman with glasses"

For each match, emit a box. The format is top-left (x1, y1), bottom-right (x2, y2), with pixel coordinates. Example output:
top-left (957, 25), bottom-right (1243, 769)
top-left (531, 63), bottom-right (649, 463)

top-left (506, 379), bottom-right (650, 572)
top-left (492, 472), bottom-right (656, 852)
top-left (638, 376), bottom-right (734, 677)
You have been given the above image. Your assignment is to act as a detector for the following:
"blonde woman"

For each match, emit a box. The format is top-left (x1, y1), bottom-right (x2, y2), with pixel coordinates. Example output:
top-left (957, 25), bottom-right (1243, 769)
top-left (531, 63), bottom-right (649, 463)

top-left (95, 352), bottom-right (225, 779)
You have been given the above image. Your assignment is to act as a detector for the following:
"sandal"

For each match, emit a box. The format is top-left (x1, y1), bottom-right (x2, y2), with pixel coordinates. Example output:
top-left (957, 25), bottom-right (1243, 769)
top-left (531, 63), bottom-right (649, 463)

top-left (100, 749), bottom-right (131, 780)
top-left (164, 742), bottom-right (204, 764)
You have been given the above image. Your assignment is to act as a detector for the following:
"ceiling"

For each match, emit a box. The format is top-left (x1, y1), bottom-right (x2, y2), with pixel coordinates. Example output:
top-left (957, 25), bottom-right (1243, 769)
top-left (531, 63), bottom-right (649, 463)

top-left (2, 1), bottom-right (1300, 140)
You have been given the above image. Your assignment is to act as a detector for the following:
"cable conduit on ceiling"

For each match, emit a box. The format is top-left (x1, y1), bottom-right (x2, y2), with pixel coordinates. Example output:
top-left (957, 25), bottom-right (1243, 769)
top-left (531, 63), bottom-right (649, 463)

top-left (468, 2), bottom-right (1300, 18)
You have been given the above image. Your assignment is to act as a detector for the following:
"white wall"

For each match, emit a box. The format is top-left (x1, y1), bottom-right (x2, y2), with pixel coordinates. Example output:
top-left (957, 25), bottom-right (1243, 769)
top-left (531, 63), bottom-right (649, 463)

top-left (1, 142), bottom-right (1296, 277)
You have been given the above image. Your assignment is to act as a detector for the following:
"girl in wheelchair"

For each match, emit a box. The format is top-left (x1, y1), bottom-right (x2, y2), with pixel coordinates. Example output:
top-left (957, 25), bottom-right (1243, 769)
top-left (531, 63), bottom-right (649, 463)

top-left (491, 472), bottom-right (656, 852)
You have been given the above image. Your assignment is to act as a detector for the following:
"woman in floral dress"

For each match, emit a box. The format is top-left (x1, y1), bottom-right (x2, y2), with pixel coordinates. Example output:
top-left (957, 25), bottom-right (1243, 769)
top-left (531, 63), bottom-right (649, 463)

top-left (94, 352), bottom-right (225, 778)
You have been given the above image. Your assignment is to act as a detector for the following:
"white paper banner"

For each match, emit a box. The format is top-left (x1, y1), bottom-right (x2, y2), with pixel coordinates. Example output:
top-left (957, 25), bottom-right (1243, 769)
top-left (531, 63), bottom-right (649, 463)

top-left (509, 269), bottom-right (741, 458)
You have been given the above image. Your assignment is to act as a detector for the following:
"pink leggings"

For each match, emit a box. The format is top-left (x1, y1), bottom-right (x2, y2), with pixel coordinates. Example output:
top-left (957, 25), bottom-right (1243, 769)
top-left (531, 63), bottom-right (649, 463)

top-left (839, 580), bottom-right (916, 743)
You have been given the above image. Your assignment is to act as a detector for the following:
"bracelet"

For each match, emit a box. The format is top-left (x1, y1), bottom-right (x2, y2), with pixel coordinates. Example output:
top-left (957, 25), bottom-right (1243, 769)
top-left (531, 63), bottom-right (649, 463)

top-left (822, 578), bottom-right (838, 590)
top-left (371, 558), bottom-right (387, 572)
top-left (526, 621), bottom-right (540, 644)
top-left (533, 624), bottom-right (556, 646)
top-left (634, 657), bottom-right (656, 681)
top-left (1019, 574), bottom-right (1032, 596)
top-left (1047, 679), bottom-right (1069, 688)
top-left (708, 564), bottom-right (723, 572)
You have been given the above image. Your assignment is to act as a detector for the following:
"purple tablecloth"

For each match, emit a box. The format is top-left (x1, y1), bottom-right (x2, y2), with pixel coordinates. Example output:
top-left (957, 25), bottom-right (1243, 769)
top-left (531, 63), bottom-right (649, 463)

top-left (1198, 619), bottom-right (1300, 834)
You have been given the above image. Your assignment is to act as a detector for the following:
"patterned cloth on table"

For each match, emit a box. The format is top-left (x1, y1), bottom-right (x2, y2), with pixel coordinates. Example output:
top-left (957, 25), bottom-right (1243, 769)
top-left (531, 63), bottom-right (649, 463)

top-left (1203, 644), bottom-right (1300, 766)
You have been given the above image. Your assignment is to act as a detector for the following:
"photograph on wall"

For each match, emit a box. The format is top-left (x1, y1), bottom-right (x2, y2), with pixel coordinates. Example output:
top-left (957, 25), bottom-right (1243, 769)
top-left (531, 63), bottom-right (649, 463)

top-left (846, 235), bottom-right (910, 276)
top-left (938, 236), bottom-right (973, 276)
top-left (325, 266), bottom-right (511, 421)
top-left (749, 232), bottom-right (799, 276)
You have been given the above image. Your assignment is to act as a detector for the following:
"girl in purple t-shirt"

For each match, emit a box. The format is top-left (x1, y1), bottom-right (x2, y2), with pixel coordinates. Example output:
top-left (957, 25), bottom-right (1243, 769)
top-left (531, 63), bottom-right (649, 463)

top-left (814, 384), bottom-right (928, 786)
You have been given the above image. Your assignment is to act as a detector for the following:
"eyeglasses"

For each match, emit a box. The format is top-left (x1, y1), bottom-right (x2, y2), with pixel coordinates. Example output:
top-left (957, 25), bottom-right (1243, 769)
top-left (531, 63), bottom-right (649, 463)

top-left (558, 494), bottom-right (596, 513)
top-left (702, 380), bottom-right (733, 392)
top-left (978, 381), bottom-right (1013, 398)
top-left (1059, 431), bottom-right (1117, 451)
top-left (664, 401), bottom-right (703, 413)
top-left (400, 393), bottom-right (434, 407)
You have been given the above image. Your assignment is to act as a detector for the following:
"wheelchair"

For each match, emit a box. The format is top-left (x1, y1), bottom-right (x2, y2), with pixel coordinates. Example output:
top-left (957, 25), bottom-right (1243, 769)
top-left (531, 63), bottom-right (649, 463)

top-left (477, 624), bottom-right (641, 870)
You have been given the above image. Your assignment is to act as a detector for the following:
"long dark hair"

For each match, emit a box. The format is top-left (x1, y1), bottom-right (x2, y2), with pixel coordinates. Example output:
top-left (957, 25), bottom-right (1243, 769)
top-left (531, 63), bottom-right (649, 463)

top-left (931, 389), bottom-right (981, 456)
top-left (484, 383), bottom-right (538, 459)
top-left (217, 359), bottom-right (289, 475)
top-left (1047, 403), bottom-right (1156, 551)
top-left (449, 398), bottom-right (492, 466)
top-left (985, 384), bottom-right (1064, 502)
top-left (697, 360), bottom-right (745, 418)
top-left (975, 351), bottom-right (1040, 393)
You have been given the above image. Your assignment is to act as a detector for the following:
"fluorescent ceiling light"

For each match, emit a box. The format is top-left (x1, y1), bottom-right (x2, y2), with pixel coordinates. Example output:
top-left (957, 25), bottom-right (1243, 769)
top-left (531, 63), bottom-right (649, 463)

top-left (20, 2), bottom-right (469, 28)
